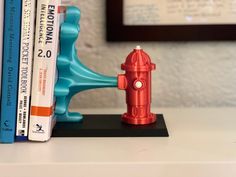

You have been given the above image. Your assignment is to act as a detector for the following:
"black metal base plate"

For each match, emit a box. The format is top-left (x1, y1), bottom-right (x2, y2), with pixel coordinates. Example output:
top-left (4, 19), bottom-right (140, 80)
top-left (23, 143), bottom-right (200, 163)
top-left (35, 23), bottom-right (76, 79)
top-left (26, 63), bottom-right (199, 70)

top-left (52, 114), bottom-right (169, 137)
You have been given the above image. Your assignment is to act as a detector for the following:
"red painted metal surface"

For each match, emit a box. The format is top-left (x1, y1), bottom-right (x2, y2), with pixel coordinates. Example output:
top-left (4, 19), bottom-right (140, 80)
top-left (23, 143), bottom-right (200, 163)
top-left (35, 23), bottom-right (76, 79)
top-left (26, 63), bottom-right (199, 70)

top-left (118, 46), bottom-right (156, 125)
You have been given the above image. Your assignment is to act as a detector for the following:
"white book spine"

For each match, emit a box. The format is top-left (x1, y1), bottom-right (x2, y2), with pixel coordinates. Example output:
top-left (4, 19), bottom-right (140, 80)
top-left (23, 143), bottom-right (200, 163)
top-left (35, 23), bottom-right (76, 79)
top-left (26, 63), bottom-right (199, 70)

top-left (16, 0), bottom-right (36, 139)
top-left (0, 0), bottom-right (4, 98)
top-left (29, 0), bottom-right (61, 141)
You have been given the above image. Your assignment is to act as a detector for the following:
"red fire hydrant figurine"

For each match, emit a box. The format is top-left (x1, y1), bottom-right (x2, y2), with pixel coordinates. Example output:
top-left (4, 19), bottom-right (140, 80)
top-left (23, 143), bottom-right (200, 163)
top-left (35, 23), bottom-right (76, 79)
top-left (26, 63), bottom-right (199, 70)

top-left (118, 46), bottom-right (156, 125)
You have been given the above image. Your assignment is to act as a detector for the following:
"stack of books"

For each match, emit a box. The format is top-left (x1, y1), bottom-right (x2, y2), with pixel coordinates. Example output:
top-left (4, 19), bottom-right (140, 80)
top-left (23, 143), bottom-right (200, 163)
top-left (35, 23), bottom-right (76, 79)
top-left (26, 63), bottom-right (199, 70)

top-left (0, 0), bottom-right (66, 143)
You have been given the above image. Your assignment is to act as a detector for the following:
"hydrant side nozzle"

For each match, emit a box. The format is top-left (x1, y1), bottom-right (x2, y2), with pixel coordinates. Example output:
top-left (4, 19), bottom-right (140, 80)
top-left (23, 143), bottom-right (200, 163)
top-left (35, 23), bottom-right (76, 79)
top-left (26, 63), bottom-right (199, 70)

top-left (151, 63), bottom-right (156, 70)
top-left (117, 74), bottom-right (127, 90)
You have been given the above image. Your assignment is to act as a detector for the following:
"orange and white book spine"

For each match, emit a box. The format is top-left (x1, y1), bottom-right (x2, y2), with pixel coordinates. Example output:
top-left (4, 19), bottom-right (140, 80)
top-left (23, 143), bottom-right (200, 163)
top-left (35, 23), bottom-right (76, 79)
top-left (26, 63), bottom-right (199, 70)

top-left (29, 0), bottom-right (61, 141)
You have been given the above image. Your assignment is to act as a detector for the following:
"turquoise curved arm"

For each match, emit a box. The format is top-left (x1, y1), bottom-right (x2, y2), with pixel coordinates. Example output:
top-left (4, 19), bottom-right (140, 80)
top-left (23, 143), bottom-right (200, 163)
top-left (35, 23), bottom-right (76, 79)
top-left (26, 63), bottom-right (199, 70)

top-left (54, 6), bottom-right (117, 122)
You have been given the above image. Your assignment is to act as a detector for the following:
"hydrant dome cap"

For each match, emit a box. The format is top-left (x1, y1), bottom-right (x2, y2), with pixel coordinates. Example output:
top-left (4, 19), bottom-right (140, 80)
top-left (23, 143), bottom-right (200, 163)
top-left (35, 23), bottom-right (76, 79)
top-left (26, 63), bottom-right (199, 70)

top-left (121, 48), bottom-right (156, 71)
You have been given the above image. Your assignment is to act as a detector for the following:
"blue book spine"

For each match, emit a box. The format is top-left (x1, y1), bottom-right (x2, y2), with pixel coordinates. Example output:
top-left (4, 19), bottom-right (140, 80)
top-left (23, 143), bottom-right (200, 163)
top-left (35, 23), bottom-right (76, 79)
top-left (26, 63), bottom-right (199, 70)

top-left (0, 0), bottom-right (5, 141)
top-left (0, 0), bottom-right (22, 143)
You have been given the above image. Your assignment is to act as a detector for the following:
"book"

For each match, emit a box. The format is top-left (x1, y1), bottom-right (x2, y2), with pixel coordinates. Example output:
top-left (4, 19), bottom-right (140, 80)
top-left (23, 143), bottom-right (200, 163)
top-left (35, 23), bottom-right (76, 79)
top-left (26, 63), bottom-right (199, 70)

top-left (16, 0), bottom-right (36, 141)
top-left (0, 0), bottom-right (22, 143)
top-left (0, 0), bottom-right (4, 139)
top-left (29, 0), bottom-right (61, 141)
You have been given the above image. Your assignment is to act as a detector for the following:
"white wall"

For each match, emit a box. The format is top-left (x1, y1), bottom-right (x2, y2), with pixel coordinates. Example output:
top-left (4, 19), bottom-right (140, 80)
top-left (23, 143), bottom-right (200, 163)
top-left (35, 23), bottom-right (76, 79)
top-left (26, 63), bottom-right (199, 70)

top-left (68, 0), bottom-right (236, 109)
